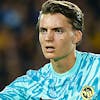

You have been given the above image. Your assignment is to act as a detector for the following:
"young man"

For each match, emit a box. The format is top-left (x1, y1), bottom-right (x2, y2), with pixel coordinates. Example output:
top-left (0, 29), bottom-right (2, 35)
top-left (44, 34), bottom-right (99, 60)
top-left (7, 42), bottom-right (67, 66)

top-left (0, 0), bottom-right (100, 99)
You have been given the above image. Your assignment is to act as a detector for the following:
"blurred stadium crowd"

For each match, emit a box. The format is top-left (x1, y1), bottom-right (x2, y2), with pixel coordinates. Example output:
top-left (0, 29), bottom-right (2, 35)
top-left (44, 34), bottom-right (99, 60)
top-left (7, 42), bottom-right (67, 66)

top-left (0, 0), bottom-right (100, 90)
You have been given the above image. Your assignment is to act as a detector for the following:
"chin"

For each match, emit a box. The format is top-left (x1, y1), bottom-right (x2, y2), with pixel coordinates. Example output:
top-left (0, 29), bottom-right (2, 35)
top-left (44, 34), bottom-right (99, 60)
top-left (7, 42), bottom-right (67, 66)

top-left (44, 54), bottom-right (55, 59)
top-left (45, 56), bottom-right (54, 59)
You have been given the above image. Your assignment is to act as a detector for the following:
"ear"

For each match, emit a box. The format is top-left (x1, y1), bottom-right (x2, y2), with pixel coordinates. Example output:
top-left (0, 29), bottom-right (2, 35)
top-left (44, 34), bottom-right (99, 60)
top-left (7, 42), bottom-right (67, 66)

top-left (72, 30), bottom-right (82, 44)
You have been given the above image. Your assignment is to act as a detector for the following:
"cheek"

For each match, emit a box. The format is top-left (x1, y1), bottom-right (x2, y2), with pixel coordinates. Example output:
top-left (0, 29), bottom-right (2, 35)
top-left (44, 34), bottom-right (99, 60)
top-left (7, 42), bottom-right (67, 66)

top-left (59, 36), bottom-right (73, 44)
top-left (58, 38), bottom-right (73, 49)
top-left (39, 35), bottom-right (43, 45)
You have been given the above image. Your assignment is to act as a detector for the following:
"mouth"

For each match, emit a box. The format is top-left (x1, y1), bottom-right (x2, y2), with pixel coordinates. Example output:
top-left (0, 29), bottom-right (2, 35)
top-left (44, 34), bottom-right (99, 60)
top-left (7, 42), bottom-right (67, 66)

top-left (45, 46), bottom-right (55, 52)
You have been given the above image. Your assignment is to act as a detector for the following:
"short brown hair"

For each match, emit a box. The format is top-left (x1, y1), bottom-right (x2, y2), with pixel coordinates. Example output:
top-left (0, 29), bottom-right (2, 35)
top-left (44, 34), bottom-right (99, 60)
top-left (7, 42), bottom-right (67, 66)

top-left (38, 0), bottom-right (84, 32)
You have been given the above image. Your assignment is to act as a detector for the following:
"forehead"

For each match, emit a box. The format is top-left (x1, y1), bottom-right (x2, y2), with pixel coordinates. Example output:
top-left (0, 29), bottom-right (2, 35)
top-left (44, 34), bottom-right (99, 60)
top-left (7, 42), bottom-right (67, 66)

top-left (39, 13), bottom-right (72, 28)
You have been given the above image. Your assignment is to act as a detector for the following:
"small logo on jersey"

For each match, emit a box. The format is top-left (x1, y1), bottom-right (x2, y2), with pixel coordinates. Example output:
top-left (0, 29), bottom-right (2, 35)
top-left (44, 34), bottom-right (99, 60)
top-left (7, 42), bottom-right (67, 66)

top-left (81, 86), bottom-right (94, 100)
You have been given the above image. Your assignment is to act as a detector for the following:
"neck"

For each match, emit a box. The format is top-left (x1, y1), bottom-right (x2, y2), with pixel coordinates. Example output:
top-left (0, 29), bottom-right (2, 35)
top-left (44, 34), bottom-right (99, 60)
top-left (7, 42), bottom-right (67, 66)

top-left (50, 50), bottom-right (76, 74)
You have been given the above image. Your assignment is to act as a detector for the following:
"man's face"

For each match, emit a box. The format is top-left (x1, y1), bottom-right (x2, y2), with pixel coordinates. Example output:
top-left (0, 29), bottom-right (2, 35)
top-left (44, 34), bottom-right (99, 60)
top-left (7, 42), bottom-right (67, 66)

top-left (39, 13), bottom-right (78, 60)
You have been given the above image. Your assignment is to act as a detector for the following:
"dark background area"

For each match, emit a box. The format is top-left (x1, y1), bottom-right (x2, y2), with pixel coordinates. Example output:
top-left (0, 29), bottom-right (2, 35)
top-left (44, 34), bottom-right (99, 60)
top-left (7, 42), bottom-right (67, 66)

top-left (0, 0), bottom-right (100, 91)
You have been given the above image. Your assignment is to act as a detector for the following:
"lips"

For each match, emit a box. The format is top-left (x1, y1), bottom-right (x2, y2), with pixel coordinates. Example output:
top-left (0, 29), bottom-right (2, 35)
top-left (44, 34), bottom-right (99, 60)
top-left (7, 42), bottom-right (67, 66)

top-left (45, 46), bottom-right (55, 52)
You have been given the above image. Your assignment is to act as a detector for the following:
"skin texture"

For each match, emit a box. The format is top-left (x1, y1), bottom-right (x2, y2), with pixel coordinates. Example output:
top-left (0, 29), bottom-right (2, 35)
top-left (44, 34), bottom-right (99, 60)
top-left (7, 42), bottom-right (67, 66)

top-left (39, 13), bottom-right (82, 73)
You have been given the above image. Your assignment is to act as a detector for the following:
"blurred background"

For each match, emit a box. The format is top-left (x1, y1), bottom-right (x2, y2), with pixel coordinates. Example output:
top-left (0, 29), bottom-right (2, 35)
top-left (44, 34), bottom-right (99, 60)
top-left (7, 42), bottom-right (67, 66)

top-left (0, 0), bottom-right (100, 91)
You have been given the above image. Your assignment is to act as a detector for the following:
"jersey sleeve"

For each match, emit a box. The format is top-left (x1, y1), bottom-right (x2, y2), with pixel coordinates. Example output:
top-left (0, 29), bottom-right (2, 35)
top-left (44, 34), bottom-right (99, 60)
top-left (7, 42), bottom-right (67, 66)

top-left (0, 70), bottom-right (33, 100)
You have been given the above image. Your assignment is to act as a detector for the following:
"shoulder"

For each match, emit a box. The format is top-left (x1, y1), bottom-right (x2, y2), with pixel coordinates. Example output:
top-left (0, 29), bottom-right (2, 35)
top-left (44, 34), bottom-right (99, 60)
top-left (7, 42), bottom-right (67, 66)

top-left (77, 51), bottom-right (100, 76)
top-left (26, 63), bottom-right (51, 81)
top-left (7, 63), bottom-right (51, 85)
top-left (2, 63), bottom-right (51, 89)
top-left (77, 50), bottom-right (100, 61)
top-left (0, 63), bottom-right (51, 99)
top-left (76, 51), bottom-right (100, 73)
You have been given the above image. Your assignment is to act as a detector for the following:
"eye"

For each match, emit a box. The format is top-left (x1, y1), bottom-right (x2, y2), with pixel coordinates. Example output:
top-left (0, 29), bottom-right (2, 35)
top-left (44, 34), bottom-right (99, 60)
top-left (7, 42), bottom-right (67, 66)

top-left (55, 28), bottom-right (64, 34)
top-left (39, 28), bottom-right (47, 34)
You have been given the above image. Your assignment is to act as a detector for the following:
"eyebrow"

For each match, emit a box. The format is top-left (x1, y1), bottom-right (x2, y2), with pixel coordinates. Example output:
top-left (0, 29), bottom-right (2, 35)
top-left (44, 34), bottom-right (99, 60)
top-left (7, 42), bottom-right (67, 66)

top-left (39, 27), bottom-right (64, 30)
top-left (39, 27), bottom-right (47, 31)
top-left (52, 27), bottom-right (64, 30)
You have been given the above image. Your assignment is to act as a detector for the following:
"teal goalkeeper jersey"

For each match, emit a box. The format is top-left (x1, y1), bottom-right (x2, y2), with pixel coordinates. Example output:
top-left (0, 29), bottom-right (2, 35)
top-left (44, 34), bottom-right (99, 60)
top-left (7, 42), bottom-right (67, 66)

top-left (0, 51), bottom-right (100, 100)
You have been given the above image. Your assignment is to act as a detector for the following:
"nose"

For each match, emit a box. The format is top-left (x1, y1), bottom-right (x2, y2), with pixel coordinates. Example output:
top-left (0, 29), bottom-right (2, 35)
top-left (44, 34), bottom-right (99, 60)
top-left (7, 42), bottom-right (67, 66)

top-left (45, 30), bottom-right (54, 41)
